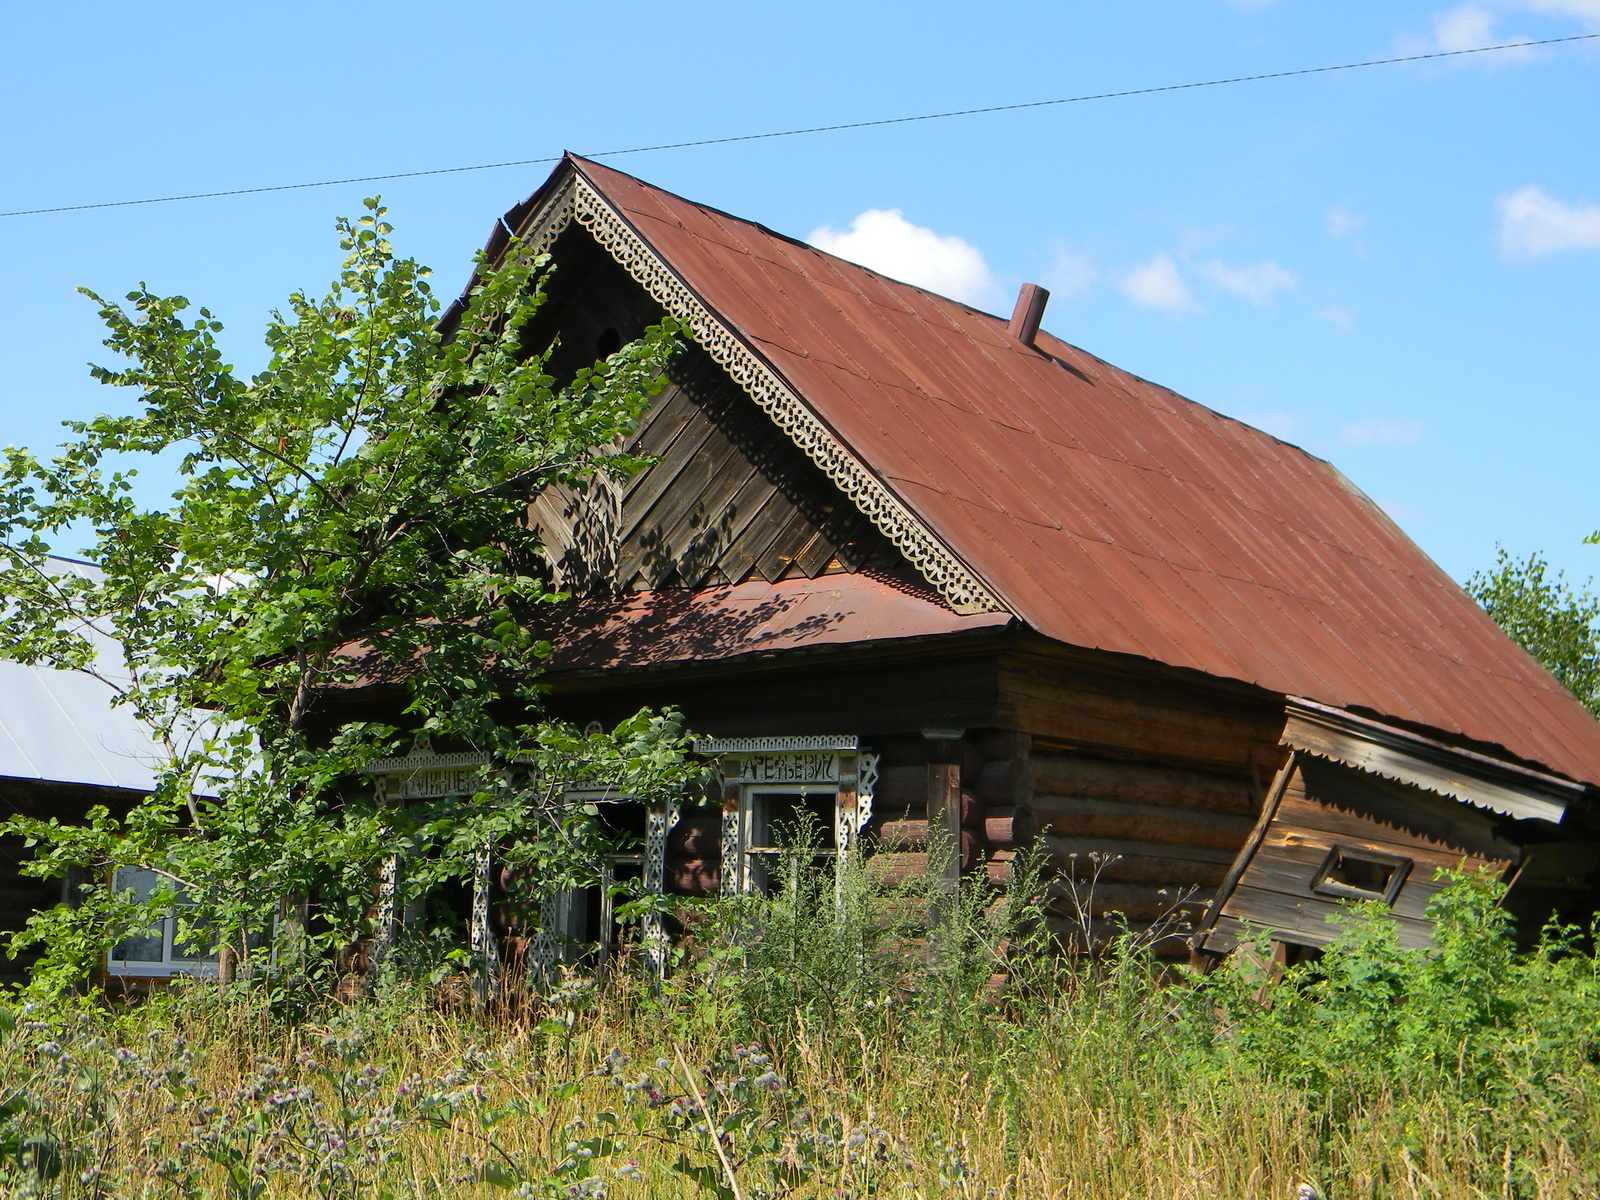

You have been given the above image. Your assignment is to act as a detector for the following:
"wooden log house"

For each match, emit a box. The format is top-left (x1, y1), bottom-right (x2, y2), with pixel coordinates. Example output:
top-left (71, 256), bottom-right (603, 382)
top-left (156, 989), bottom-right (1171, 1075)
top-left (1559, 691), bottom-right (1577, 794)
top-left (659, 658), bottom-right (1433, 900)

top-left (339, 154), bottom-right (1600, 971)
top-left (16, 158), bottom-right (1597, 984)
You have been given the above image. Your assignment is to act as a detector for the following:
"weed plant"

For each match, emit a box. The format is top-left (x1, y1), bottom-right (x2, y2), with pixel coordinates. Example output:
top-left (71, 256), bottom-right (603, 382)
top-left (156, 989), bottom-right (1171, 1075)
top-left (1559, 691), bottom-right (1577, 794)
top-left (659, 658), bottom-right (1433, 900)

top-left (2, 857), bottom-right (1598, 1198)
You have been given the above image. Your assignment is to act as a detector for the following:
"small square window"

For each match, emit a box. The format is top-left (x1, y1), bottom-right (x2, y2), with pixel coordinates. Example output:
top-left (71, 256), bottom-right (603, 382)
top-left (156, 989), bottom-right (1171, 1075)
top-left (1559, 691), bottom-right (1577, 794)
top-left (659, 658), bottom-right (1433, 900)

top-left (1311, 846), bottom-right (1411, 904)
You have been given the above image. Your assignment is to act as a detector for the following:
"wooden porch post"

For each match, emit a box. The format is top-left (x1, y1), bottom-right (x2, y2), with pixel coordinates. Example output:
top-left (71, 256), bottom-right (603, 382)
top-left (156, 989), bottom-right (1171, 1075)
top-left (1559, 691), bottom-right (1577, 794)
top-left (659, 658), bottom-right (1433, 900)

top-left (923, 729), bottom-right (965, 926)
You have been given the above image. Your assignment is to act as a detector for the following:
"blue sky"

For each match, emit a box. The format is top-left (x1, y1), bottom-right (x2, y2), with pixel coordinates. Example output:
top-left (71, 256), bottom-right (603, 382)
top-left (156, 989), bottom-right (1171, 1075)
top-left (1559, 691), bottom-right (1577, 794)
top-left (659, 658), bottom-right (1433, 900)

top-left (3, 1), bottom-right (1597, 590)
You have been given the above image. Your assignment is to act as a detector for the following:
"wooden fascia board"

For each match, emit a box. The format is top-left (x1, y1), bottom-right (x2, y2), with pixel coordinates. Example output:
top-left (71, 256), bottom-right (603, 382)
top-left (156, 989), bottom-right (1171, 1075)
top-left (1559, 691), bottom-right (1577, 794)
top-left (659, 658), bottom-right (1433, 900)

top-left (489, 163), bottom-right (1010, 619)
top-left (1283, 697), bottom-right (1580, 824)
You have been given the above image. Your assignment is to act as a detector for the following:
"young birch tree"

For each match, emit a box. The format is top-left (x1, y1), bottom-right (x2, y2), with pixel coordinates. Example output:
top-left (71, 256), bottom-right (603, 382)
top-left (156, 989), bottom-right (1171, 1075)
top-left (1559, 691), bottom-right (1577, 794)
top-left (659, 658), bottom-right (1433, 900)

top-left (0, 200), bottom-right (697, 992)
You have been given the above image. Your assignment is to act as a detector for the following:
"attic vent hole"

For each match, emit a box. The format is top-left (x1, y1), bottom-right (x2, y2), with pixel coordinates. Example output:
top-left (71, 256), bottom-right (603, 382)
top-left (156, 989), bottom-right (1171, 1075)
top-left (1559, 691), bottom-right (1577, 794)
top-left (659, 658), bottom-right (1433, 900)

top-left (595, 327), bottom-right (622, 358)
top-left (1312, 846), bottom-right (1411, 903)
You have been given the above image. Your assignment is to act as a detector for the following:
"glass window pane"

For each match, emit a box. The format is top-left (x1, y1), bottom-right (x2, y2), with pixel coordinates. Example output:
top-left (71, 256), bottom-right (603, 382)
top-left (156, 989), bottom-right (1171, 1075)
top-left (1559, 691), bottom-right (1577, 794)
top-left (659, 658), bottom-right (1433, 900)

top-left (113, 926), bottom-right (165, 963)
top-left (170, 917), bottom-right (217, 963)
top-left (112, 866), bottom-right (162, 902)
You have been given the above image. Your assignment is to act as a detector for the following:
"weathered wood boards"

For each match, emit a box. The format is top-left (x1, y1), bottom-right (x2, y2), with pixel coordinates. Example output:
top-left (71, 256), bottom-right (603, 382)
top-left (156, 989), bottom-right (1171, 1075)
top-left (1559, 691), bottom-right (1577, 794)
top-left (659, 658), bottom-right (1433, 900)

top-left (1196, 753), bottom-right (1527, 955)
top-left (521, 226), bottom-right (893, 597)
top-left (1282, 699), bottom-right (1579, 824)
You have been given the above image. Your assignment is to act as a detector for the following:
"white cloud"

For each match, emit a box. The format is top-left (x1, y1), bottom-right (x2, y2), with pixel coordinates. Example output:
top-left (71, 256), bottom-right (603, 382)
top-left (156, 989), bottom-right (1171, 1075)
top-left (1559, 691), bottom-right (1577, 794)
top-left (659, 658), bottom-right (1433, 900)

top-left (1043, 250), bottom-right (1097, 300)
top-left (1315, 305), bottom-right (1355, 331)
top-left (1198, 258), bottom-right (1298, 305)
top-left (1401, 4), bottom-right (1538, 60)
top-left (1326, 208), bottom-right (1367, 239)
top-left (1120, 253), bottom-right (1194, 311)
top-left (807, 209), bottom-right (1000, 307)
top-left (1433, 4), bottom-right (1502, 49)
top-left (1511, 0), bottom-right (1600, 26)
top-left (1339, 418), bottom-right (1425, 447)
top-left (1497, 185), bottom-right (1600, 257)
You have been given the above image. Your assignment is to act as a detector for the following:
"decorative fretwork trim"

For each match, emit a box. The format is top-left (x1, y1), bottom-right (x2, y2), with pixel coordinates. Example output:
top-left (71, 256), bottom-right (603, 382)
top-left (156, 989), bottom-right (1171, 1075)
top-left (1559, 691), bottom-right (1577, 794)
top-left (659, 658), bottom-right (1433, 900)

top-left (720, 809), bottom-right (743, 896)
top-left (505, 169), bottom-right (1007, 617)
top-left (520, 178), bottom-right (577, 259)
top-left (857, 752), bottom-right (879, 831)
top-left (366, 751), bottom-right (493, 773)
top-left (695, 735), bottom-right (858, 755)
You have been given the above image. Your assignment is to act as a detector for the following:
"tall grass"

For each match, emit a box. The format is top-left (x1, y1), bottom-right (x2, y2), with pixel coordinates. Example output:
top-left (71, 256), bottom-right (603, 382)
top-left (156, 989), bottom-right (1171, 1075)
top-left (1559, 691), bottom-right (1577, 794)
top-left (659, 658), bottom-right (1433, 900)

top-left (3, 858), bottom-right (1598, 1198)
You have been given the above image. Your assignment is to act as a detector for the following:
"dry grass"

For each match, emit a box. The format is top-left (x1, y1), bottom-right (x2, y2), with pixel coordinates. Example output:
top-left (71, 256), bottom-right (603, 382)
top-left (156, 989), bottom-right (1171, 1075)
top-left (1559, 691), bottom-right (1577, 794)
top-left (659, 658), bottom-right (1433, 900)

top-left (5, 962), bottom-right (1597, 1200)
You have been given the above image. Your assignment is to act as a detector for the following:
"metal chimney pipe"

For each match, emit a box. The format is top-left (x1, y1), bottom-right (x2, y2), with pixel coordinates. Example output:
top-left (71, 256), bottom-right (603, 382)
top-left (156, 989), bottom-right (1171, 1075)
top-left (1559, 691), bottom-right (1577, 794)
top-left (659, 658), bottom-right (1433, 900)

top-left (1008, 283), bottom-right (1050, 349)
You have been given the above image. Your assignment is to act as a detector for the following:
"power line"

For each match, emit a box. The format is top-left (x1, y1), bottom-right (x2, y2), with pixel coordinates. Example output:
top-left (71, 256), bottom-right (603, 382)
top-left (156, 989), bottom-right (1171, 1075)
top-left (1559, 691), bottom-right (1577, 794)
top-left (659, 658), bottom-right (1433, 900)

top-left (4, 31), bottom-right (1596, 220)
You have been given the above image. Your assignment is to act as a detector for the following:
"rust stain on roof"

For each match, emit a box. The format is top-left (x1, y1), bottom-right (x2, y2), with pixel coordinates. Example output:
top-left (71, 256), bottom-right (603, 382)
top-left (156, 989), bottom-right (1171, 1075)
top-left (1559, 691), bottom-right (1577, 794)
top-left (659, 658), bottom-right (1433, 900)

top-left (535, 572), bottom-right (1012, 673)
top-left (493, 156), bottom-right (1600, 786)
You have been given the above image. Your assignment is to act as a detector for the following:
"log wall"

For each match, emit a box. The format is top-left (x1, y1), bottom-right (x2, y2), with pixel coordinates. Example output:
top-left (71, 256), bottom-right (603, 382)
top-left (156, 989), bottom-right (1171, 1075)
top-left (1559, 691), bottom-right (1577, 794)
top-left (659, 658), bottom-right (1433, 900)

top-left (997, 646), bottom-right (1287, 958)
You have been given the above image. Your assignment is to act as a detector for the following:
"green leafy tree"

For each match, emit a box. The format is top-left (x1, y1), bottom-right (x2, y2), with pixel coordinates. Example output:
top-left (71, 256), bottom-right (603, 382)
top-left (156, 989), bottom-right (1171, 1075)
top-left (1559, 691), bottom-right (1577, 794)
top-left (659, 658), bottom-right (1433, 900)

top-left (1467, 548), bottom-right (1600, 715)
top-left (0, 199), bottom-right (698, 992)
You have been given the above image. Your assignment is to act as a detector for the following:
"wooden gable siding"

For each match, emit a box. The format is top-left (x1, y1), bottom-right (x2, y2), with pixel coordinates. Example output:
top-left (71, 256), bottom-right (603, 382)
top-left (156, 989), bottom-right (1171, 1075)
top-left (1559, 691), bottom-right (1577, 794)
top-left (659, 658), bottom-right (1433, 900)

top-left (522, 224), bottom-right (898, 595)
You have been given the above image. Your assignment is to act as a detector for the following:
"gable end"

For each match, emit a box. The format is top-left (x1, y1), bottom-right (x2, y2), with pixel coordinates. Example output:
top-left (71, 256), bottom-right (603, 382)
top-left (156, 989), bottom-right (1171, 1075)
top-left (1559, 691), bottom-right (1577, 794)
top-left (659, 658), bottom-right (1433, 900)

top-left (502, 168), bottom-right (1007, 616)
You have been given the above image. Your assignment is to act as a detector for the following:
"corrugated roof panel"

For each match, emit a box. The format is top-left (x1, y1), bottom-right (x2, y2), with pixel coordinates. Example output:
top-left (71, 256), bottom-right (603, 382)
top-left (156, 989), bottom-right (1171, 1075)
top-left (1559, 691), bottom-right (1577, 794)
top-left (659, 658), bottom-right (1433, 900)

top-left (554, 157), bottom-right (1600, 784)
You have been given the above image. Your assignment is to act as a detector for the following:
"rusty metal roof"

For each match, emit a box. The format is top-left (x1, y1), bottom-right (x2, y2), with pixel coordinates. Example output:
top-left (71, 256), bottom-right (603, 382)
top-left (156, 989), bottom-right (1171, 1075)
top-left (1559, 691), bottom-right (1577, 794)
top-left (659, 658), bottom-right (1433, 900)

top-left (499, 156), bottom-right (1600, 785)
top-left (536, 572), bottom-right (1011, 673)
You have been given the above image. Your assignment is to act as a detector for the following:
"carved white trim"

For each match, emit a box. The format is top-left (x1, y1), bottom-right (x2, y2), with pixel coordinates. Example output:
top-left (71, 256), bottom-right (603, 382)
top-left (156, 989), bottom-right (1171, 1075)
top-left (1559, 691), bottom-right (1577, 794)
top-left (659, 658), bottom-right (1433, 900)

top-left (720, 808), bottom-right (743, 896)
top-left (642, 799), bottom-right (679, 976)
top-left (372, 853), bottom-right (400, 969)
top-left (367, 751), bottom-right (492, 773)
top-left (503, 169), bottom-right (1006, 617)
top-left (521, 177), bottom-right (577, 259)
top-left (857, 752), bottom-right (879, 831)
top-left (470, 839), bottom-right (499, 1003)
top-left (695, 735), bottom-right (858, 754)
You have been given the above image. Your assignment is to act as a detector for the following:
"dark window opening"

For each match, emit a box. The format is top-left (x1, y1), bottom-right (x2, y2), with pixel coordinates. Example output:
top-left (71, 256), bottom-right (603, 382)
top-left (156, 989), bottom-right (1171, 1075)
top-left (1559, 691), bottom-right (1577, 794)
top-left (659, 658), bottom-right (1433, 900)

top-left (1272, 939), bottom-right (1324, 969)
top-left (595, 327), bottom-right (622, 358)
top-left (746, 789), bottom-right (837, 894)
top-left (1312, 846), bottom-right (1411, 903)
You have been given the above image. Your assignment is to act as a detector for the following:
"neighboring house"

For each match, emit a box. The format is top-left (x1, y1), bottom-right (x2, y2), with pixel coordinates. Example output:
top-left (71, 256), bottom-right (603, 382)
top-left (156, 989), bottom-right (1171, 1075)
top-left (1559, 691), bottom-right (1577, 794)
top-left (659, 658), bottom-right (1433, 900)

top-left (338, 155), bottom-right (1600, 969)
top-left (0, 556), bottom-right (216, 985)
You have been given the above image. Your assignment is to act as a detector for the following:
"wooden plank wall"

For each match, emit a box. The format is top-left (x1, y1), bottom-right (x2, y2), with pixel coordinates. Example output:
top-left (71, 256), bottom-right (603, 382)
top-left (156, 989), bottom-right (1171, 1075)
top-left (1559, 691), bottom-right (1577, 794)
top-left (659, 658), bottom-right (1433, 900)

top-left (1205, 755), bottom-right (1517, 953)
top-left (522, 224), bottom-right (898, 595)
top-left (998, 647), bottom-right (1286, 958)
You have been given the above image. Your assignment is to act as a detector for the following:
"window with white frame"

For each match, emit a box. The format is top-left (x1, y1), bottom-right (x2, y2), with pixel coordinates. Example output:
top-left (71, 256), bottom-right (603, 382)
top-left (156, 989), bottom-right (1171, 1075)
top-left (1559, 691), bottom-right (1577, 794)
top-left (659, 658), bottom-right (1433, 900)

top-left (697, 736), bottom-right (876, 898)
top-left (105, 867), bottom-right (219, 979)
top-left (538, 797), bottom-right (654, 966)
top-left (743, 786), bottom-right (840, 894)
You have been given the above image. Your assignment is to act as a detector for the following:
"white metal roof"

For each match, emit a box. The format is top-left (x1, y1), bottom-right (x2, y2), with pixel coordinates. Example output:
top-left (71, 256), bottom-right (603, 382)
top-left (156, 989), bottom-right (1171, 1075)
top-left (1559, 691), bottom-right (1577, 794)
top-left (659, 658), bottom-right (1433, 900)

top-left (0, 556), bottom-right (197, 794)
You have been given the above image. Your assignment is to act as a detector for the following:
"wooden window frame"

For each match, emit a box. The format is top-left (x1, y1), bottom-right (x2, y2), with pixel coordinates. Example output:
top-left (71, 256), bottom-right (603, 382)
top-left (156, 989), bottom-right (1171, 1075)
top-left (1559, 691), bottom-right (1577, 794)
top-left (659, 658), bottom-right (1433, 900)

top-left (739, 783), bottom-right (842, 896)
top-left (1310, 844), bottom-right (1413, 904)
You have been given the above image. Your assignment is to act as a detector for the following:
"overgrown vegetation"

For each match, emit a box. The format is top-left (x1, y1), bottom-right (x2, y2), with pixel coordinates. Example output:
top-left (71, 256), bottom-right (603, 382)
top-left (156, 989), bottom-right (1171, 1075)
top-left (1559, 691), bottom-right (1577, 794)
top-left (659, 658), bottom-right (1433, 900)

top-left (3, 859), bottom-right (1597, 1198)
top-left (1469, 548), bottom-right (1600, 714)
top-left (0, 201), bottom-right (696, 991)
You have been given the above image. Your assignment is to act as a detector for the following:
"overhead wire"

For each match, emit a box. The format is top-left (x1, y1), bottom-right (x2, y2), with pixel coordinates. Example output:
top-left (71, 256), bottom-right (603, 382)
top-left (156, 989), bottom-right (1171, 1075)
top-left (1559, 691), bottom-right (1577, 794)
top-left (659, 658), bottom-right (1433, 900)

top-left (3, 31), bottom-right (1597, 220)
